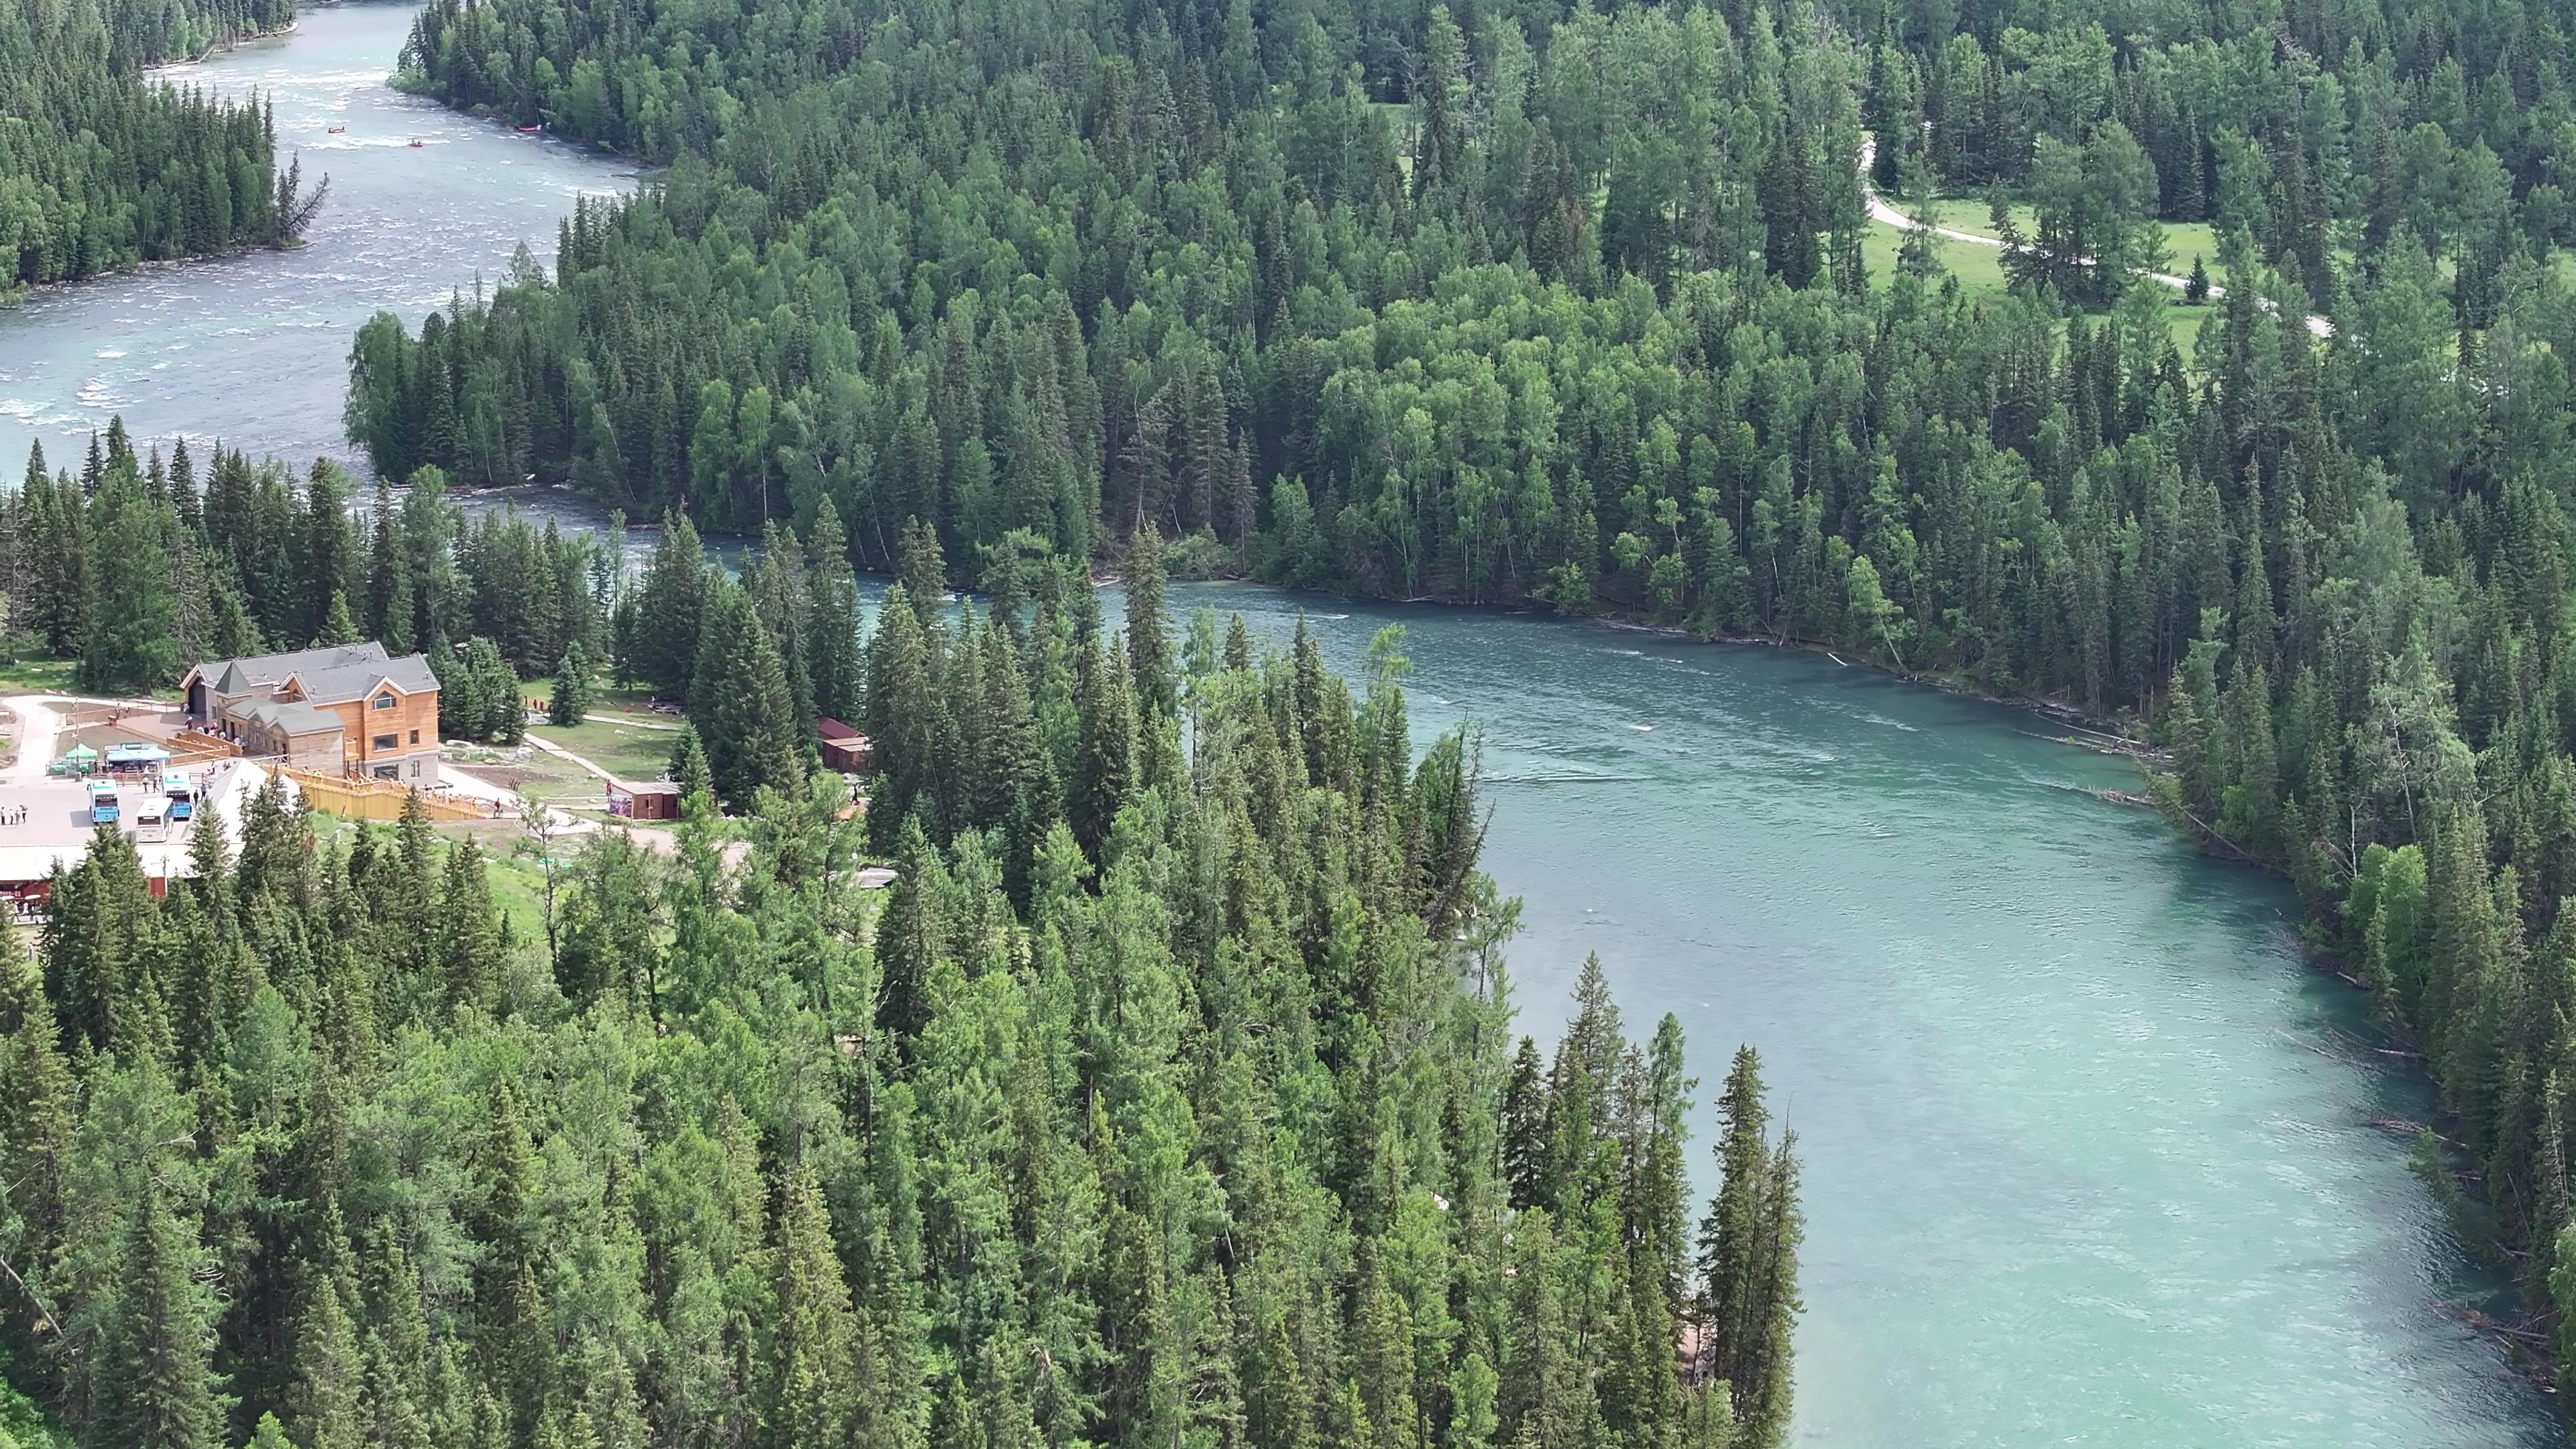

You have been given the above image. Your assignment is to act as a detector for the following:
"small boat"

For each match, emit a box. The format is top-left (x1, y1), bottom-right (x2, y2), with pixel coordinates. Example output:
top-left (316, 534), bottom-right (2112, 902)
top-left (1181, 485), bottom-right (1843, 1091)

top-left (407, 138), bottom-right (424, 148)
top-left (326, 123), bottom-right (345, 133)
top-left (516, 124), bottom-right (541, 133)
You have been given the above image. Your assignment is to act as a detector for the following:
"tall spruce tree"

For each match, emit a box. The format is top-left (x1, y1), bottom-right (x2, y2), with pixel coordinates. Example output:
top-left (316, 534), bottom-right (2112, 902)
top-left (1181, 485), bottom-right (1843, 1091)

top-left (687, 579), bottom-right (801, 812)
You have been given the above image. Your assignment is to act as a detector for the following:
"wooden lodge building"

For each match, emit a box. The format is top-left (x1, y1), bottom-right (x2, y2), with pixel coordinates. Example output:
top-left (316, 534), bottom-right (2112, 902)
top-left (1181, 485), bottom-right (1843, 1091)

top-left (180, 642), bottom-right (443, 785)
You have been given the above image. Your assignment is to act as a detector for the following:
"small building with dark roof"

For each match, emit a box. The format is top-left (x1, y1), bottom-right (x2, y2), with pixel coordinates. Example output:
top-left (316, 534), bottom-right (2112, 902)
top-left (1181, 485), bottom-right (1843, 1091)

top-left (816, 717), bottom-right (874, 773)
top-left (607, 780), bottom-right (685, 821)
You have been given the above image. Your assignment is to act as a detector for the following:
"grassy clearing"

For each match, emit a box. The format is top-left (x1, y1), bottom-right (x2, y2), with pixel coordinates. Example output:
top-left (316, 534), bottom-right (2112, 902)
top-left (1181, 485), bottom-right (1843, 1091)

top-left (483, 845), bottom-right (559, 941)
top-left (1866, 209), bottom-right (2218, 367)
top-left (443, 743), bottom-right (598, 809)
top-left (1862, 217), bottom-right (2012, 295)
top-left (521, 674), bottom-right (686, 729)
top-left (2164, 304), bottom-right (2214, 364)
top-left (0, 657), bottom-right (76, 694)
top-left (529, 715), bottom-right (680, 786)
top-left (1915, 199), bottom-right (2220, 283)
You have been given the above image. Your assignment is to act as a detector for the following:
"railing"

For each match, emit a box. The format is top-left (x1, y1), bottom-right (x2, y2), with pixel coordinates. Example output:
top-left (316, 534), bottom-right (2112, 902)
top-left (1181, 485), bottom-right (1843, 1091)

top-left (275, 766), bottom-right (498, 822)
top-left (172, 731), bottom-right (243, 762)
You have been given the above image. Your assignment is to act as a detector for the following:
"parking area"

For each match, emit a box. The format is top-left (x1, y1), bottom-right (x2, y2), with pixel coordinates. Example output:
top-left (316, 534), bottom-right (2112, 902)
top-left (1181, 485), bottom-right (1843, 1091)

top-left (0, 754), bottom-right (274, 920)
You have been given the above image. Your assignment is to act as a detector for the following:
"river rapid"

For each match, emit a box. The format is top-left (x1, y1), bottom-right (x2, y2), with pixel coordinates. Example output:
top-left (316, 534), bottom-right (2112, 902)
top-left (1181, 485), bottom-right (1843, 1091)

top-left (0, 7), bottom-right (2562, 1445)
top-left (0, 2), bottom-right (633, 473)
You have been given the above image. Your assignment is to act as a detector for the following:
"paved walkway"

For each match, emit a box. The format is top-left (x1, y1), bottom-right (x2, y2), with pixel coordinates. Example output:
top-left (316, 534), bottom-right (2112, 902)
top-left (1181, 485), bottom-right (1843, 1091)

top-left (0, 694), bottom-right (176, 787)
top-left (1856, 138), bottom-right (2334, 338)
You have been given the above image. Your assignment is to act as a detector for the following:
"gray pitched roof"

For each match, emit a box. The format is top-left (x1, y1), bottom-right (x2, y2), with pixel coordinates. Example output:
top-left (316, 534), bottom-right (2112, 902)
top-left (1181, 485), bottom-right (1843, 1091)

top-left (233, 699), bottom-right (345, 737)
top-left (292, 653), bottom-right (437, 704)
top-left (195, 642), bottom-right (392, 695)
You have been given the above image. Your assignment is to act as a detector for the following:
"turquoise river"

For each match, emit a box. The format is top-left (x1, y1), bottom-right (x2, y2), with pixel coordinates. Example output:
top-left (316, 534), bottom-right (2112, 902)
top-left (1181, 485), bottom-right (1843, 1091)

top-left (0, 5), bottom-right (2561, 1444)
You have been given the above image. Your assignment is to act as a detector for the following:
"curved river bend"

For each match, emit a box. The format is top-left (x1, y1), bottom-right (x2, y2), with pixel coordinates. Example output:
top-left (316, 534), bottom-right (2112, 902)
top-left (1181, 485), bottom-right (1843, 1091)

top-left (0, 8), bottom-right (2559, 1445)
top-left (0, 2), bottom-right (633, 471)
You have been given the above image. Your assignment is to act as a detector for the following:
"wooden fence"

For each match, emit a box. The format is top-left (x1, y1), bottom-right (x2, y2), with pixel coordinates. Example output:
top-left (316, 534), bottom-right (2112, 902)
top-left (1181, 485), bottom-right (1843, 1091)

top-left (277, 767), bottom-right (498, 823)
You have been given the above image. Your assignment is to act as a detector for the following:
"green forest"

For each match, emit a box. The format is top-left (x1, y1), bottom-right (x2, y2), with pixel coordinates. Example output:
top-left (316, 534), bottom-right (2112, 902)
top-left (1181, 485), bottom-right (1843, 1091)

top-left (321, 0), bottom-right (2576, 1391)
top-left (0, 426), bottom-right (1803, 1449)
top-left (14, 0), bottom-right (2576, 1428)
top-left (0, 0), bottom-right (318, 288)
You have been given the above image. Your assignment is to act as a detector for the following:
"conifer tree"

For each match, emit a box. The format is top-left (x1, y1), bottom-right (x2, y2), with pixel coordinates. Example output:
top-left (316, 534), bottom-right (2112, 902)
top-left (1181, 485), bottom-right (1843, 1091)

top-left (315, 591), bottom-right (360, 647)
top-left (898, 515), bottom-right (947, 609)
top-left (1071, 637), bottom-right (1138, 858)
top-left (288, 1277), bottom-right (366, 1449)
top-left (1697, 1046), bottom-right (1799, 1449)
top-left (687, 579), bottom-right (801, 812)
top-left (667, 725), bottom-right (714, 806)
top-left (874, 814), bottom-right (953, 1061)
top-left (549, 638), bottom-right (592, 727)
top-left (435, 841), bottom-right (504, 1016)
top-left (806, 500), bottom-right (864, 725)
top-left (99, 1185), bottom-right (233, 1449)
top-left (0, 922), bottom-right (70, 1254)
top-left (76, 462), bottom-right (178, 692)
top-left (767, 1164), bottom-right (858, 1446)
top-left (632, 515), bottom-right (708, 702)
top-left (1121, 525), bottom-right (1174, 720)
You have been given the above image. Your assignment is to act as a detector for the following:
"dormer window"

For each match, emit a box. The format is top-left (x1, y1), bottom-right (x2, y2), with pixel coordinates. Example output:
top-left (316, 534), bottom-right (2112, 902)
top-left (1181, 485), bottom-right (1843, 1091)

top-left (372, 692), bottom-right (397, 710)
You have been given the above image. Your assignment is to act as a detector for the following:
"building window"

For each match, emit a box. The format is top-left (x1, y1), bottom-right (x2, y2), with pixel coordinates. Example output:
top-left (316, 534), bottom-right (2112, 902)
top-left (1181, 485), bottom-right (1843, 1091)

top-left (409, 730), bottom-right (419, 745)
top-left (372, 734), bottom-right (398, 751)
top-left (373, 693), bottom-right (396, 710)
top-left (372, 764), bottom-right (399, 780)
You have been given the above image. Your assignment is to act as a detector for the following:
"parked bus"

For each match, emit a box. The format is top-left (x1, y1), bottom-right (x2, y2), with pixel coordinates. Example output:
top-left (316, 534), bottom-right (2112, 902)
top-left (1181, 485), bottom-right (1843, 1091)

top-left (87, 780), bottom-right (119, 824)
top-left (134, 796), bottom-right (166, 842)
top-left (163, 771), bottom-right (193, 822)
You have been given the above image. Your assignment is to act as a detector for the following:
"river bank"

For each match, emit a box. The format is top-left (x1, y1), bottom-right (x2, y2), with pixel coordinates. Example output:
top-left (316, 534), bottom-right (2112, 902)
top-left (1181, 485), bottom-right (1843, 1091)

top-left (0, 1), bottom-right (635, 474)
top-left (138, 16), bottom-right (299, 70)
top-left (1, 5), bottom-right (2563, 1440)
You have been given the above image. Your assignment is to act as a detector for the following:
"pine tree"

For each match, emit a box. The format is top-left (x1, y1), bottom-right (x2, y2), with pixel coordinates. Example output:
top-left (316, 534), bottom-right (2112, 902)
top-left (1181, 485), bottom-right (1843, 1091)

top-left (633, 514), bottom-right (708, 702)
top-left (549, 638), bottom-right (593, 727)
top-left (1501, 1036), bottom-right (1548, 1210)
top-left (1122, 523), bottom-right (1174, 719)
top-left (315, 590), bottom-right (360, 647)
top-left (1696, 1047), bottom-right (1799, 1449)
top-left (667, 725), bottom-right (714, 806)
top-left (0, 922), bottom-right (70, 1250)
top-left (806, 500), bottom-right (863, 725)
top-left (76, 462), bottom-right (178, 692)
top-left (435, 841), bottom-right (504, 1017)
top-left (874, 814), bottom-right (952, 1056)
top-left (686, 579), bottom-right (802, 812)
top-left (899, 515), bottom-right (947, 612)
top-left (1071, 635), bottom-right (1138, 857)
top-left (288, 1277), bottom-right (366, 1449)
top-left (99, 1185), bottom-right (234, 1449)
top-left (767, 1164), bottom-right (858, 1447)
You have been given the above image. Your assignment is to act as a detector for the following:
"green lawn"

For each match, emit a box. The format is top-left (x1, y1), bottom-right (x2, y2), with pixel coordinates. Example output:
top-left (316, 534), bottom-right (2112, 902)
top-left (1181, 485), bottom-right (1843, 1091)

top-left (2165, 304), bottom-right (2215, 364)
top-left (483, 847), bottom-right (561, 941)
top-left (1913, 200), bottom-right (2218, 284)
top-left (1867, 207), bottom-right (2218, 366)
top-left (528, 715), bottom-right (680, 786)
top-left (1863, 217), bottom-right (2011, 296)
top-left (2150, 220), bottom-right (2221, 280)
top-left (0, 657), bottom-right (76, 694)
top-left (521, 674), bottom-right (688, 728)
